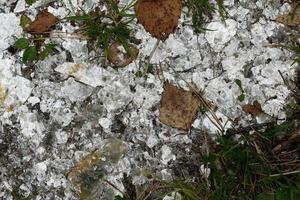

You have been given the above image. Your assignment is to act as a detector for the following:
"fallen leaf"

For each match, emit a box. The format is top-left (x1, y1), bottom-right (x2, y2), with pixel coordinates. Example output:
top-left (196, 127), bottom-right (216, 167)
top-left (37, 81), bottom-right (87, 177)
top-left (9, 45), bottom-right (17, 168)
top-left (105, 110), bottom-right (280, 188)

top-left (159, 81), bottom-right (200, 131)
top-left (242, 100), bottom-right (263, 116)
top-left (135, 0), bottom-right (182, 41)
top-left (277, 3), bottom-right (300, 26)
top-left (107, 42), bottom-right (139, 68)
top-left (20, 14), bottom-right (32, 30)
top-left (68, 150), bottom-right (102, 183)
top-left (26, 10), bottom-right (59, 33)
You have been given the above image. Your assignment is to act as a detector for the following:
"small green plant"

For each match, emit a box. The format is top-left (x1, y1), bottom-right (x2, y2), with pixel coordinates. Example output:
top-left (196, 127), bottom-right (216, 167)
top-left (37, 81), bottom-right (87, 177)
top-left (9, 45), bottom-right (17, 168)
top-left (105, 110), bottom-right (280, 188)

top-left (114, 195), bottom-right (129, 200)
top-left (65, 0), bottom-right (136, 60)
top-left (136, 118), bottom-right (300, 200)
top-left (14, 37), bottom-right (56, 63)
top-left (184, 0), bottom-right (227, 33)
top-left (25, 0), bottom-right (37, 6)
top-left (235, 79), bottom-right (245, 102)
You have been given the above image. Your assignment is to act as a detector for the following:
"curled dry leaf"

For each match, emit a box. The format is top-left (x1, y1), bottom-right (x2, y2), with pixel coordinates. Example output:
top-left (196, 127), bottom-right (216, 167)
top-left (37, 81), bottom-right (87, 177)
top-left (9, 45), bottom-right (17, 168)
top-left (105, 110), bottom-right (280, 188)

top-left (107, 42), bottom-right (139, 68)
top-left (26, 10), bottom-right (59, 33)
top-left (135, 0), bottom-right (182, 41)
top-left (277, 3), bottom-right (300, 26)
top-left (242, 100), bottom-right (263, 116)
top-left (159, 81), bottom-right (200, 131)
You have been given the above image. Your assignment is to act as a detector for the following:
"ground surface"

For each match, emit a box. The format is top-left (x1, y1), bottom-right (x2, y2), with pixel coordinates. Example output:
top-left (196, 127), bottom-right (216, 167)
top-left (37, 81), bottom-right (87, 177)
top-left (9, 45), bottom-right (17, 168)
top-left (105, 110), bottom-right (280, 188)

top-left (0, 0), bottom-right (297, 199)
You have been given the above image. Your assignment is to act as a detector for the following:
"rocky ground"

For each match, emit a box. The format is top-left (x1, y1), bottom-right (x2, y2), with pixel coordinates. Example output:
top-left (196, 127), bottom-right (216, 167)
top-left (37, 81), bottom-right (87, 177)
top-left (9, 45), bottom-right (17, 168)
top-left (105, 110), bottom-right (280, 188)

top-left (0, 0), bottom-right (297, 199)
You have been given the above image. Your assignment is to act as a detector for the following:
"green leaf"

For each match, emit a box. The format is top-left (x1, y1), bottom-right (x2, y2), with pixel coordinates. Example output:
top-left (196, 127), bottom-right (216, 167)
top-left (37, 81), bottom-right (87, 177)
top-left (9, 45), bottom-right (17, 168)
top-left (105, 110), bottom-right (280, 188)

top-left (238, 94), bottom-right (245, 102)
top-left (20, 14), bottom-right (32, 30)
top-left (22, 46), bottom-right (37, 63)
top-left (135, 70), bottom-right (143, 77)
top-left (40, 43), bottom-right (56, 60)
top-left (65, 15), bottom-right (94, 21)
top-left (14, 38), bottom-right (30, 49)
top-left (25, 0), bottom-right (37, 5)
top-left (114, 195), bottom-right (129, 200)
top-left (235, 79), bottom-right (243, 91)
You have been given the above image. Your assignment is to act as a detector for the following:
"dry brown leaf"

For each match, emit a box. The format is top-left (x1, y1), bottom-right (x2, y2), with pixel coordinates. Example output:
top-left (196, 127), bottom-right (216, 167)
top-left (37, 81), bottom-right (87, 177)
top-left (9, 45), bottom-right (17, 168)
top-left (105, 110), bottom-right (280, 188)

top-left (107, 42), bottom-right (139, 68)
top-left (159, 81), bottom-right (200, 131)
top-left (26, 10), bottom-right (59, 33)
top-left (277, 3), bottom-right (300, 26)
top-left (242, 100), bottom-right (263, 116)
top-left (135, 0), bottom-right (182, 41)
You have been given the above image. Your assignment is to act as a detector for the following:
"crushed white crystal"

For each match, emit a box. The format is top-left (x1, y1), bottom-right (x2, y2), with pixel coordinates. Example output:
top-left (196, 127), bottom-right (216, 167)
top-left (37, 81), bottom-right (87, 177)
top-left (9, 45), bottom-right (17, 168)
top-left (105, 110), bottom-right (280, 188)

top-left (0, 0), bottom-right (296, 199)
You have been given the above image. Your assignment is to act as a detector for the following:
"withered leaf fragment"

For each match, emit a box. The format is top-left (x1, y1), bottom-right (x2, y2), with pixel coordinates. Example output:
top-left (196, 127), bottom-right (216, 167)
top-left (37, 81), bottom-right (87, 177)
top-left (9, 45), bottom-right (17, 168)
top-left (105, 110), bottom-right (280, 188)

top-left (277, 3), bottom-right (300, 26)
top-left (135, 0), bottom-right (182, 41)
top-left (107, 42), bottom-right (139, 68)
top-left (26, 10), bottom-right (59, 33)
top-left (242, 100), bottom-right (263, 116)
top-left (159, 82), bottom-right (200, 131)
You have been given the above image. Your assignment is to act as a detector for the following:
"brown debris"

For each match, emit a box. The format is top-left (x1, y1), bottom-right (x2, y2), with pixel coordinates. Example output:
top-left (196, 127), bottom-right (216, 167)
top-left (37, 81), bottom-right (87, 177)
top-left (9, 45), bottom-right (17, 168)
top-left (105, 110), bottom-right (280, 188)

top-left (26, 10), bottom-right (59, 33)
top-left (242, 100), bottom-right (263, 116)
top-left (107, 42), bottom-right (139, 68)
top-left (272, 127), bottom-right (300, 154)
top-left (159, 81), bottom-right (200, 131)
top-left (277, 3), bottom-right (300, 26)
top-left (135, 0), bottom-right (182, 41)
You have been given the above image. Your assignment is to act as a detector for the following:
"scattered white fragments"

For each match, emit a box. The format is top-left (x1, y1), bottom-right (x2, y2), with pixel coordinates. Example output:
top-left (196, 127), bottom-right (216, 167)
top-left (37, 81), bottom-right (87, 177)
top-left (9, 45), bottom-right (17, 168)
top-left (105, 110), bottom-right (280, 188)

top-left (0, 57), bottom-right (33, 110)
top-left (0, 0), bottom-right (297, 200)
top-left (205, 19), bottom-right (237, 52)
top-left (0, 13), bottom-right (22, 50)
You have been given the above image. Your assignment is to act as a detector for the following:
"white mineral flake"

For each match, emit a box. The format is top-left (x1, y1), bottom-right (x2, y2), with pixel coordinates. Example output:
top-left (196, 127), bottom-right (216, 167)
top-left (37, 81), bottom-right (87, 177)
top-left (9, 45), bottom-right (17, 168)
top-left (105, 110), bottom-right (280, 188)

top-left (97, 79), bottom-right (133, 112)
top-left (32, 160), bottom-right (48, 182)
top-left (61, 78), bottom-right (93, 102)
top-left (132, 174), bottom-right (148, 185)
top-left (46, 174), bottom-right (67, 188)
top-left (160, 169), bottom-right (172, 181)
top-left (146, 134), bottom-right (159, 148)
top-left (55, 62), bottom-right (115, 87)
top-left (62, 39), bottom-right (88, 62)
top-left (52, 107), bottom-right (74, 127)
top-left (0, 58), bottom-right (33, 109)
top-left (0, 13), bottom-right (22, 50)
top-left (205, 19), bottom-right (237, 52)
top-left (99, 117), bottom-right (111, 129)
top-left (250, 20), bottom-right (278, 47)
top-left (224, 0), bottom-right (234, 6)
top-left (161, 145), bottom-right (176, 165)
top-left (48, 5), bottom-right (69, 18)
top-left (202, 111), bottom-right (232, 134)
top-left (19, 109), bottom-right (45, 144)
top-left (163, 192), bottom-right (182, 200)
top-left (55, 130), bottom-right (68, 144)
top-left (200, 164), bottom-right (211, 179)
top-left (106, 174), bottom-right (125, 196)
top-left (115, 157), bottom-right (131, 175)
top-left (14, 0), bottom-right (25, 13)
top-left (27, 96), bottom-right (40, 106)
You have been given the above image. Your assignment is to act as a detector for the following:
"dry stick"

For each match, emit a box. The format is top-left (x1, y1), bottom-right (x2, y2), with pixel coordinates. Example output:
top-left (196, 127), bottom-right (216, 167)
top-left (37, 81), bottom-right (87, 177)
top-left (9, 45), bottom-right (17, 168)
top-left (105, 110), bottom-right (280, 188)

top-left (166, 62), bottom-right (224, 133)
top-left (269, 170), bottom-right (300, 177)
top-left (104, 179), bottom-right (126, 196)
top-left (146, 39), bottom-right (160, 67)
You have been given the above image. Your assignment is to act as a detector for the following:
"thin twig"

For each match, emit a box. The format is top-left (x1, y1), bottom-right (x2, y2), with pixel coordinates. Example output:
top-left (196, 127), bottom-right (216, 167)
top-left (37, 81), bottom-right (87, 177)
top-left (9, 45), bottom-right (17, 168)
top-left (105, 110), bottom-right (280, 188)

top-left (104, 179), bottom-right (125, 196)
top-left (269, 170), bottom-right (300, 177)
